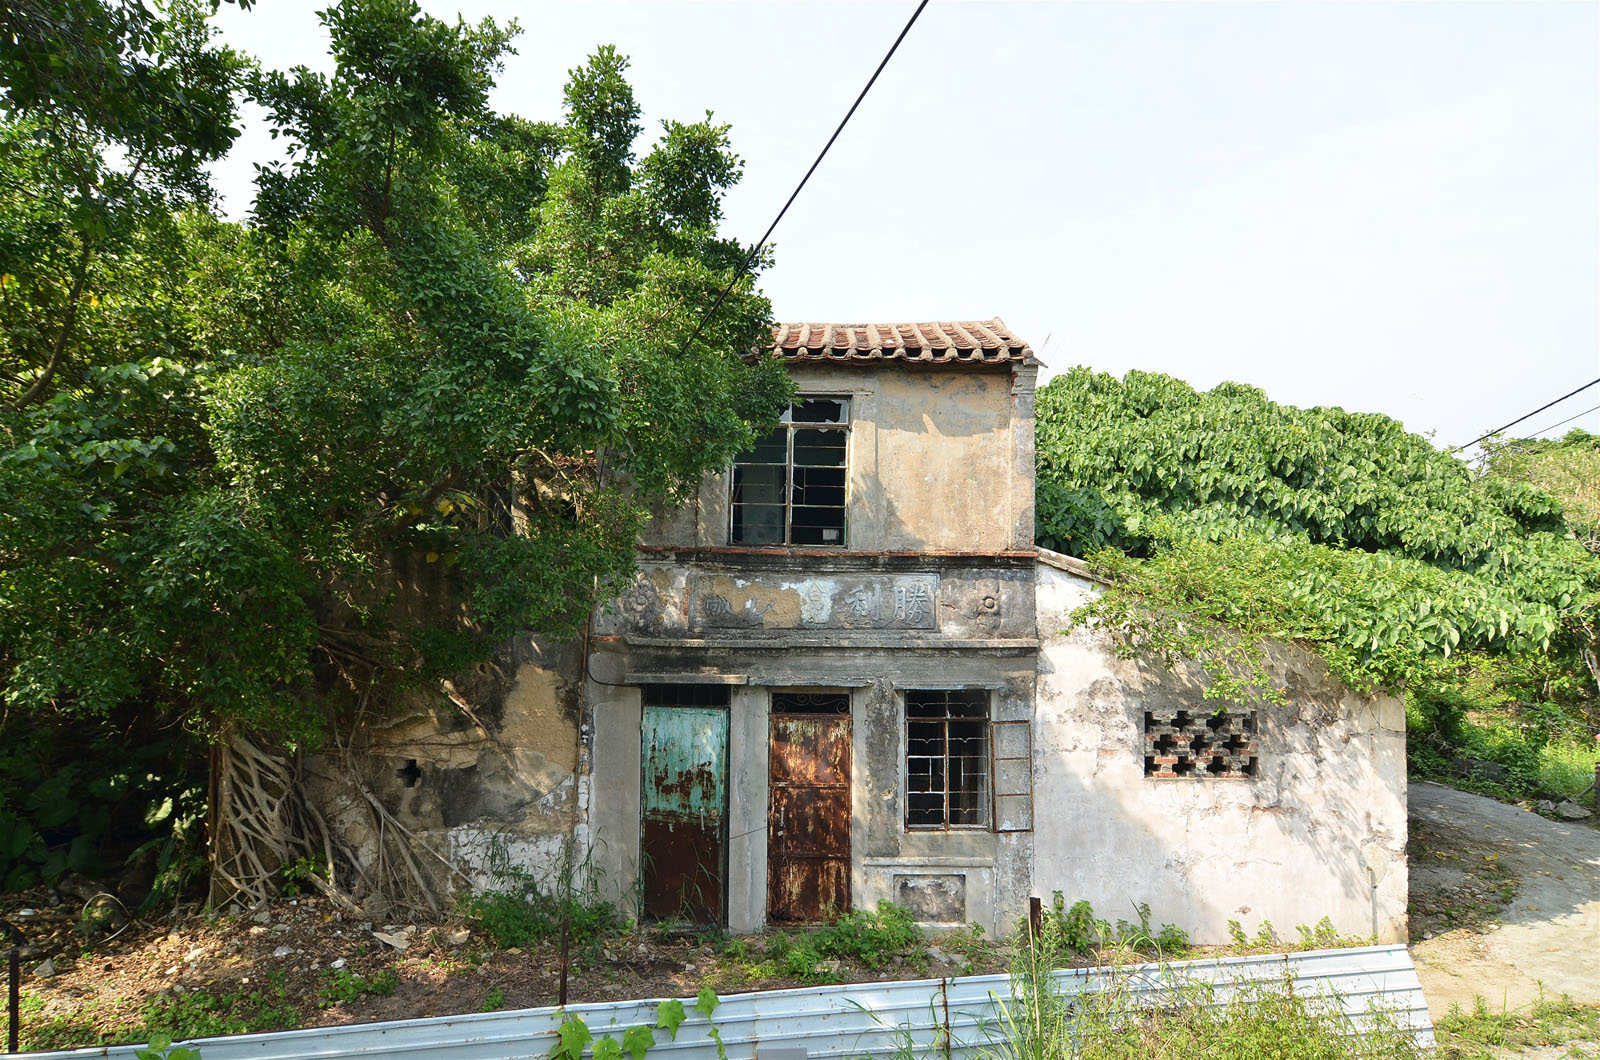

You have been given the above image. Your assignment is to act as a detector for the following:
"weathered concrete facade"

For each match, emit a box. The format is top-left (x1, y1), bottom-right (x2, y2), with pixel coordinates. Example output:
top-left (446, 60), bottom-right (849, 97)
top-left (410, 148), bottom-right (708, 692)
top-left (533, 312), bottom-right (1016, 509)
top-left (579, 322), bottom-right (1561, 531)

top-left (1033, 551), bottom-right (1409, 943)
top-left (584, 325), bottom-right (1043, 936)
top-left (307, 318), bottom-right (1407, 944)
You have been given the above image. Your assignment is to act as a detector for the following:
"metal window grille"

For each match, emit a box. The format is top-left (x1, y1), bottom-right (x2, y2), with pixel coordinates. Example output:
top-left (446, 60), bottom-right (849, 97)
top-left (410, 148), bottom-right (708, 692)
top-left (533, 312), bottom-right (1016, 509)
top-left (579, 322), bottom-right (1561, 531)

top-left (730, 397), bottom-right (849, 546)
top-left (905, 690), bottom-right (989, 829)
top-left (642, 684), bottom-right (732, 709)
top-left (772, 692), bottom-right (850, 715)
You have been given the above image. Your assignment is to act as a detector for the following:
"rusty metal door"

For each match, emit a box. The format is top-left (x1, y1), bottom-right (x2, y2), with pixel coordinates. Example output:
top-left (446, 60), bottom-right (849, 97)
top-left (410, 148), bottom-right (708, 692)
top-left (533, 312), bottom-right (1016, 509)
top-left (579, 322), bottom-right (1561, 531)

top-left (767, 693), bottom-right (851, 922)
top-left (641, 702), bottom-right (728, 924)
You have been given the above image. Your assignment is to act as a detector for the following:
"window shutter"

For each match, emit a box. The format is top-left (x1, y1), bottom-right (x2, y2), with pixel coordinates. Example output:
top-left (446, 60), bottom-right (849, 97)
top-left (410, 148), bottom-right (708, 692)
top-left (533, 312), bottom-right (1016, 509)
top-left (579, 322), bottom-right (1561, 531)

top-left (990, 719), bottom-right (1033, 833)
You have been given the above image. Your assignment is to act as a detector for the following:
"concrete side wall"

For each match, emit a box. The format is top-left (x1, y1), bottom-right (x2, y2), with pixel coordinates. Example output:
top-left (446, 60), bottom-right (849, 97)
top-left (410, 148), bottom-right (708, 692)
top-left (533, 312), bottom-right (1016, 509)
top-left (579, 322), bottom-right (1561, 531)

top-left (645, 363), bottom-right (1036, 553)
top-left (1032, 562), bottom-right (1409, 944)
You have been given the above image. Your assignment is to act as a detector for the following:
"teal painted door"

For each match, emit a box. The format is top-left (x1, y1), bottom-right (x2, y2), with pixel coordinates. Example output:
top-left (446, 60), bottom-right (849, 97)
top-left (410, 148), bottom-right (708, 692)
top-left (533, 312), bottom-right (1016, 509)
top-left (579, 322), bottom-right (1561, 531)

top-left (641, 705), bottom-right (729, 923)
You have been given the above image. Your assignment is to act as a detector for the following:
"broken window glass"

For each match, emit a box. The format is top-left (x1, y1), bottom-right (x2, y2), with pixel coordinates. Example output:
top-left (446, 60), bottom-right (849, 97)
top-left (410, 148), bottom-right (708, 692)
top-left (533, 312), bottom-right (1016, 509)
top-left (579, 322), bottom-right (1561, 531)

top-left (905, 689), bottom-right (990, 829)
top-left (731, 397), bottom-right (849, 546)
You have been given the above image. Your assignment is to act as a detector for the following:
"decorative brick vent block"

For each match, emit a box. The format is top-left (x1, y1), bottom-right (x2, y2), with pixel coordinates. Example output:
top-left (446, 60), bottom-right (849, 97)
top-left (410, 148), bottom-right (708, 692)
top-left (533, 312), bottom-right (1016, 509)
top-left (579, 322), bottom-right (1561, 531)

top-left (1143, 709), bottom-right (1257, 779)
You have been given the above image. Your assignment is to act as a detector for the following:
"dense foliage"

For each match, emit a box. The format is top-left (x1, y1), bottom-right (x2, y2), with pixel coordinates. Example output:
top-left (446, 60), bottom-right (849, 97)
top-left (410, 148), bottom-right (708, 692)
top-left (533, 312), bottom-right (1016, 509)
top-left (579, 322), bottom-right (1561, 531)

top-left (1035, 369), bottom-right (1600, 736)
top-left (1, 0), bottom-right (788, 889)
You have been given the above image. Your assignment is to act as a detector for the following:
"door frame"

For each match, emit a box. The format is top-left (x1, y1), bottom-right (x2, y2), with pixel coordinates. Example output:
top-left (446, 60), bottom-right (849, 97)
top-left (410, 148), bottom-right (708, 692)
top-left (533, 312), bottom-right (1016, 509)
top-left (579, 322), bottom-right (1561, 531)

top-left (639, 693), bottom-right (731, 925)
top-left (765, 689), bottom-right (853, 924)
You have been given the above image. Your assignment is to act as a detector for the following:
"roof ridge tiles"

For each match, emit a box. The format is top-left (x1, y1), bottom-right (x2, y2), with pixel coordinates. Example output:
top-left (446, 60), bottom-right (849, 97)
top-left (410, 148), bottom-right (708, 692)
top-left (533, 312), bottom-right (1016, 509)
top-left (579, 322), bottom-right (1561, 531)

top-left (753, 319), bottom-right (1035, 366)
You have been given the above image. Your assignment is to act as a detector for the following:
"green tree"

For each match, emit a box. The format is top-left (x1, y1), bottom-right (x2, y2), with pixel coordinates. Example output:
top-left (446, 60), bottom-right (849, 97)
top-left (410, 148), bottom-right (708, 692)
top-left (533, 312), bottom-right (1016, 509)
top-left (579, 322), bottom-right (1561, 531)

top-left (1034, 368), bottom-right (1600, 708)
top-left (225, 5), bottom-right (789, 706)
top-left (1, 0), bottom-right (253, 892)
top-left (0, 0), bottom-right (788, 895)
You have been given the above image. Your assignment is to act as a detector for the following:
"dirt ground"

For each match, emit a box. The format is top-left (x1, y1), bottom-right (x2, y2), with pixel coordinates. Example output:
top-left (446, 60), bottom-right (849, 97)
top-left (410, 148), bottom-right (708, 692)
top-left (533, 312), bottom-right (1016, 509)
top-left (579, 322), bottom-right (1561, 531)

top-left (1, 891), bottom-right (1004, 1052)
top-left (1407, 781), bottom-right (1600, 1042)
top-left (5, 780), bottom-right (1598, 1054)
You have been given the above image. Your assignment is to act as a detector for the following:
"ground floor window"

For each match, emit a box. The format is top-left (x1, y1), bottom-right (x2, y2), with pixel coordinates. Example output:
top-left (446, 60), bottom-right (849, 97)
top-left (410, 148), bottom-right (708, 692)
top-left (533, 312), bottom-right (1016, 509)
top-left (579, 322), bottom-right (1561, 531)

top-left (905, 689), bottom-right (990, 829)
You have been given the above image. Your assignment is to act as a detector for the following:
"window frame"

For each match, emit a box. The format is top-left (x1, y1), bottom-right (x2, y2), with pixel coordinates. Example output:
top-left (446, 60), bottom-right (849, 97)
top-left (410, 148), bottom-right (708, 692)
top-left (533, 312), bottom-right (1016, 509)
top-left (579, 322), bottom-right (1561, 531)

top-left (903, 688), bottom-right (992, 832)
top-left (728, 395), bottom-right (851, 547)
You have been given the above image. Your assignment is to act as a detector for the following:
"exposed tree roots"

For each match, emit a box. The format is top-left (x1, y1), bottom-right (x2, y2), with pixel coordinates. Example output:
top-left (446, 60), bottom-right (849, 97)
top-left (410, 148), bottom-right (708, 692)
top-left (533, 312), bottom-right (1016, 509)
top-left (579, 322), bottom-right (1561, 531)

top-left (208, 719), bottom-right (473, 918)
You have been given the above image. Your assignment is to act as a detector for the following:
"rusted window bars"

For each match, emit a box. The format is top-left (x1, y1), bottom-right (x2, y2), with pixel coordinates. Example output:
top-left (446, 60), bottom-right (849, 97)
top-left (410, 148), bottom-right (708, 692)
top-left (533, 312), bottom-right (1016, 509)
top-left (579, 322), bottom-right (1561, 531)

top-left (905, 690), bottom-right (990, 829)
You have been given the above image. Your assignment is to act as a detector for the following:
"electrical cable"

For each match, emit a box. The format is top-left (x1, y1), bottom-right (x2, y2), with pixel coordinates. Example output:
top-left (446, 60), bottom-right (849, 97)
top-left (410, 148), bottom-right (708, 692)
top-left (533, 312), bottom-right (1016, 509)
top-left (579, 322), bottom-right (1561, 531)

top-left (1455, 376), bottom-right (1600, 450)
top-left (1521, 401), bottom-right (1600, 440)
top-left (673, 0), bottom-right (931, 358)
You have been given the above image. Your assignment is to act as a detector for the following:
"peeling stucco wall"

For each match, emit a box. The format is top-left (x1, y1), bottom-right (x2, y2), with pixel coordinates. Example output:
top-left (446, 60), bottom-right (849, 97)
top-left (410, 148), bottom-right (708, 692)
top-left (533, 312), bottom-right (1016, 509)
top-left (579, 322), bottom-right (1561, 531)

top-left (301, 637), bottom-right (586, 903)
top-left (646, 363), bottom-right (1035, 553)
top-left (584, 548), bottom-right (1040, 937)
top-left (1032, 556), bottom-right (1409, 944)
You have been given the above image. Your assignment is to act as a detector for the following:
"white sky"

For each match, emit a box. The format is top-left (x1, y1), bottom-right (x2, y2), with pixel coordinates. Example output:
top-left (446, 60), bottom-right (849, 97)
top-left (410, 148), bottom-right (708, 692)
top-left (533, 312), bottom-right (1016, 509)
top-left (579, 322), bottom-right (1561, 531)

top-left (207, 0), bottom-right (1600, 453)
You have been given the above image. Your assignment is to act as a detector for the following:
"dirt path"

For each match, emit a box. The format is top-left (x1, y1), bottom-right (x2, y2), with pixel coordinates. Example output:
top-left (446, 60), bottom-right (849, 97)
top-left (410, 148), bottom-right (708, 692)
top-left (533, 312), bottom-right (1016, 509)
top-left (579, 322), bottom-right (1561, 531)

top-left (1409, 781), bottom-right (1600, 1022)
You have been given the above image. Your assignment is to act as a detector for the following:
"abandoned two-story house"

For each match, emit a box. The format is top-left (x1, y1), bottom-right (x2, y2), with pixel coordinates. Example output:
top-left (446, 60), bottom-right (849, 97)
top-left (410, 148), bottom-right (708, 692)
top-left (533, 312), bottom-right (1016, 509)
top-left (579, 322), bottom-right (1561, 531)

top-left (312, 320), bottom-right (1408, 943)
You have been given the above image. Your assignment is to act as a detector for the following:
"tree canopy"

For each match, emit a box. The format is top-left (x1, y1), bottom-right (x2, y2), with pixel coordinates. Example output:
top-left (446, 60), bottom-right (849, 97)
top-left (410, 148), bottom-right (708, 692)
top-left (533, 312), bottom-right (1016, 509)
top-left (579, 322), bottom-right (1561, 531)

top-left (1, 0), bottom-right (787, 889)
top-left (1035, 367), bottom-right (1600, 703)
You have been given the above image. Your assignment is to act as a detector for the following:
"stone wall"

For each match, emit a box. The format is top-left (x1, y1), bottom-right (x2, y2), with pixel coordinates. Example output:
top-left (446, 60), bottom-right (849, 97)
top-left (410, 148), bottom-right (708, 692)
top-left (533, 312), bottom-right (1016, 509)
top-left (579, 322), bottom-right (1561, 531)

top-left (1032, 552), bottom-right (1409, 944)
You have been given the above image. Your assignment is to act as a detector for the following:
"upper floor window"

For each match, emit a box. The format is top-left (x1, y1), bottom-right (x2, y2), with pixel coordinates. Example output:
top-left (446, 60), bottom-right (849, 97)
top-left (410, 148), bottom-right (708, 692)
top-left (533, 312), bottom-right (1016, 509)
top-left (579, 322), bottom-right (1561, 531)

top-left (730, 397), bottom-right (849, 546)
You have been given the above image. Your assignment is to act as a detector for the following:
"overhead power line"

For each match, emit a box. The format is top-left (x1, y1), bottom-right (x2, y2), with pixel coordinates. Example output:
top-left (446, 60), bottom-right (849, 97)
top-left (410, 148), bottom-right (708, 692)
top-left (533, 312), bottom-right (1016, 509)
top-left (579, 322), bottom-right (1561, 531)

top-left (1455, 375), bottom-right (1600, 450)
top-left (1525, 401), bottom-right (1600, 439)
top-left (675, 0), bottom-right (931, 358)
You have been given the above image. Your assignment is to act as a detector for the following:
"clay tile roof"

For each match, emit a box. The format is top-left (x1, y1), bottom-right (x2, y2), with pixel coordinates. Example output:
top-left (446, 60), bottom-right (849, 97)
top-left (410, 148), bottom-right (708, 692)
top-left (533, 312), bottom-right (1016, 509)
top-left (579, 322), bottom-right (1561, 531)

top-left (757, 318), bottom-right (1034, 366)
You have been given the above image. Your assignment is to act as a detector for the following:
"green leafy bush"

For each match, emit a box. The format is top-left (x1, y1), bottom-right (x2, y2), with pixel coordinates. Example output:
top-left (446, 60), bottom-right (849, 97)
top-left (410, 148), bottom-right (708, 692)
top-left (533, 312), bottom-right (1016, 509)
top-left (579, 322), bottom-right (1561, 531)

top-left (461, 886), bottom-right (621, 950)
top-left (459, 844), bottom-right (621, 951)
top-left (0, 708), bottom-right (205, 900)
top-left (1035, 368), bottom-right (1599, 810)
top-left (813, 901), bottom-right (921, 968)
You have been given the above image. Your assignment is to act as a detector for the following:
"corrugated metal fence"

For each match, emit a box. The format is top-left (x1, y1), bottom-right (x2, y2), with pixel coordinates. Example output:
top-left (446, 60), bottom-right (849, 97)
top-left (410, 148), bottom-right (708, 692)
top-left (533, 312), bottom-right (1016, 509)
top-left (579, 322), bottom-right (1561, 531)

top-left (26, 944), bottom-right (1431, 1059)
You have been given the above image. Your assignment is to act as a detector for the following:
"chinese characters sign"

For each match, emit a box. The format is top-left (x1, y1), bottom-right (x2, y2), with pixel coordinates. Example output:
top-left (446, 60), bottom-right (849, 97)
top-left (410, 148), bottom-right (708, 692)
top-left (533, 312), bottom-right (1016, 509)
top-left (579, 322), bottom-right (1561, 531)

top-left (688, 574), bottom-right (939, 631)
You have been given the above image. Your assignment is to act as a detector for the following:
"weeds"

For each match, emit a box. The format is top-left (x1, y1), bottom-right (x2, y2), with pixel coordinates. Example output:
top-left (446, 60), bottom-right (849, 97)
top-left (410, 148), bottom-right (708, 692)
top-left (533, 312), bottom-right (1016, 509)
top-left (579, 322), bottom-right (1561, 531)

top-left (995, 930), bottom-right (1422, 1060)
top-left (817, 902), bottom-right (922, 968)
top-left (1053, 975), bottom-right (1422, 1059)
top-left (1536, 737), bottom-right (1600, 801)
top-left (480, 986), bottom-right (506, 1012)
top-left (756, 901), bottom-right (928, 983)
top-left (316, 967), bottom-right (399, 1008)
top-left (1, 992), bottom-right (109, 1052)
top-left (459, 839), bottom-right (622, 953)
top-left (1434, 992), bottom-right (1600, 1059)
top-left (1033, 895), bottom-right (1190, 962)
top-left (138, 973), bottom-right (300, 1041)
top-left (279, 856), bottom-right (329, 898)
top-left (1224, 915), bottom-right (1374, 955)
